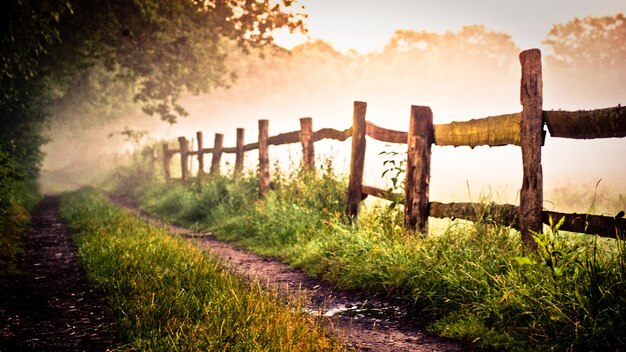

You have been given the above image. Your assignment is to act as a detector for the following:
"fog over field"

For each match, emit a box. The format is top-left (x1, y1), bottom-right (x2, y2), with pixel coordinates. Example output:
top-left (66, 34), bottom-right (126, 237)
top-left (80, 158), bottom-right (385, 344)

top-left (42, 18), bottom-right (626, 215)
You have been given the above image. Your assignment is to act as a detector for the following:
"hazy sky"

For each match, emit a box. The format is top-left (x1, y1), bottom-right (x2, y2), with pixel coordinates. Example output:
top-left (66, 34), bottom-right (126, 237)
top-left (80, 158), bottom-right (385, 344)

top-left (277, 0), bottom-right (626, 52)
top-left (44, 0), bottom-right (626, 208)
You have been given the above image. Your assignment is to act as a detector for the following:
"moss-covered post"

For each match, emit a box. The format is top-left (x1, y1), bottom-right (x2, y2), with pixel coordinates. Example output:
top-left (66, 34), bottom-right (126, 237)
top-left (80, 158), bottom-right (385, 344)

top-left (234, 128), bottom-right (245, 178)
top-left (210, 133), bottom-right (224, 176)
top-left (300, 117), bottom-right (315, 171)
top-left (519, 48), bottom-right (543, 250)
top-left (258, 120), bottom-right (270, 196)
top-left (404, 105), bottom-right (433, 234)
top-left (346, 101), bottom-right (367, 219)
top-left (178, 136), bottom-right (189, 181)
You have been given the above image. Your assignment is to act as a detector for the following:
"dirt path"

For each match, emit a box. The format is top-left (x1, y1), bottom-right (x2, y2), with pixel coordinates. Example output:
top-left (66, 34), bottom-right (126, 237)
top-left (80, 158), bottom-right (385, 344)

top-left (117, 201), bottom-right (476, 352)
top-left (0, 195), bottom-right (474, 351)
top-left (0, 197), bottom-right (116, 352)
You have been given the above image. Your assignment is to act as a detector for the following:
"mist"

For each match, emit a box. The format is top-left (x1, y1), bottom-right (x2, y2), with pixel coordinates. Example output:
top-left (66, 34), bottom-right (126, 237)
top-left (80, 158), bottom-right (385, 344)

top-left (41, 22), bottom-right (626, 215)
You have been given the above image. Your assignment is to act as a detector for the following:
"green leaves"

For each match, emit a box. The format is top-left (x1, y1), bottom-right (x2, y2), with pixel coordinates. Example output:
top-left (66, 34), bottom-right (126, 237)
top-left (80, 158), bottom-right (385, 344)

top-left (41, 0), bottom-right (306, 123)
top-left (1, 0), bottom-right (306, 218)
top-left (379, 148), bottom-right (406, 209)
top-left (513, 256), bottom-right (535, 266)
top-left (2, 0), bottom-right (307, 133)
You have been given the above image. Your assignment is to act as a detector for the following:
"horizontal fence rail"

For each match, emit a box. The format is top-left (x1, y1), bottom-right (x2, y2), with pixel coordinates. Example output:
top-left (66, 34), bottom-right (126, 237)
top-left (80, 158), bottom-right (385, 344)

top-left (160, 49), bottom-right (625, 246)
top-left (434, 113), bottom-right (522, 147)
top-left (162, 105), bottom-right (626, 157)
top-left (361, 185), bottom-right (626, 239)
top-left (366, 113), bottom-right (523, 147)
top-left (543, 106), bottom-right (626, 139)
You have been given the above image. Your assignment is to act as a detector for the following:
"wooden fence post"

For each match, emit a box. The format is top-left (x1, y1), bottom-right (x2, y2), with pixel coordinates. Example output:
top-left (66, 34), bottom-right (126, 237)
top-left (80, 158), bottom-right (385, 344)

top-left (197, 131), bottom-right (204, 176)
top-left (519, 48), bottom-right (543, 250)
top-left (404, 105), bottom-right (434, 234)
top-left (162, 142), bottom-right (171, 182)
top-left (258, 120), bottom-right (270, 196)
top-left (210, 133), bottom-right (224, 176)
top-left (300, 117), bottom-right (315, 171)
top-left (346, 101), bottom-right (367, 218)
top-left (178, 136), bottom-right (189, 181)
top-left (234, 128), bottom-right (245, 178)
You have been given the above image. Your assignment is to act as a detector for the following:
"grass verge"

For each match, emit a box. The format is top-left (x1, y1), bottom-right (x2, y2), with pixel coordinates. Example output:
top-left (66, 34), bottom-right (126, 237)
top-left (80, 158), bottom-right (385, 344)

top-left (105, 154), bottom-right (626, 351)
top-left (1, 146), bottom-right (40, 279)
top-left (0, 199), bottom-right (30, 278)
top-left (60, 188), bottom-right (340, 351)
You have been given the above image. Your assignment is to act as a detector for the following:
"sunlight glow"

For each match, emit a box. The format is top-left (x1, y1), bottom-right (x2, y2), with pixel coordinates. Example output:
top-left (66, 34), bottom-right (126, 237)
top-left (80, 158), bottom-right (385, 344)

top-left (272, 27), bottom-right (309, 49)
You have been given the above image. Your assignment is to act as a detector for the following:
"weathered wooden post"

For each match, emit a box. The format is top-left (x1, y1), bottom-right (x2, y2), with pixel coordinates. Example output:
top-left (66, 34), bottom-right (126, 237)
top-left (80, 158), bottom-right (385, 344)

top-left (346, 101), bottom-right (367, 218)
top-left (196, 131), bottom-right (204, 177)
top-left (162, 142), bottom-right (171, 182)
top-left (258, 120), bottom-right (270, 196)
top-left (300, 117), bottom-right (315, 171)
top-left (210, 133), bottom-right (224, 176)
top-left (234, 128), bottom-right (245, 178)
top-left (149, 145), bottom-right (157, 165)
top-left (178, 136), bottom-right (189, 181)
top-left (404, 105), bottom-right (434, 234)
top-left (519, 48), bottom-right (543, 249)
top-left (190, 137), bottom-right (195, 173)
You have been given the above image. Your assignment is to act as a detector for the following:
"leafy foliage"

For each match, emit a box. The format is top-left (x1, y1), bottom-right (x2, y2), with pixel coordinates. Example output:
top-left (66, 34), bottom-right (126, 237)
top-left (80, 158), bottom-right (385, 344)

top-left (544, 13), bottom-right (626, 69)
top-left (45, 0), bottom-right (305, 122)
top-left (379, 148), bottom-right (406, 208)
top-left (542, 13), bottom-right (626, 106)
top-left (0, 151), bottom-right (30, 277)
top-left (0, 0), bottom-right (305, 256)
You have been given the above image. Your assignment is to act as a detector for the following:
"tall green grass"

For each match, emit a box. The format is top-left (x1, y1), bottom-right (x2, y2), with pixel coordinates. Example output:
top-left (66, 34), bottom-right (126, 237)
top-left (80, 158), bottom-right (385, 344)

top-left (0, 198), bottom-right (30, 278)
top-left (108, 155), bottom-right (626, 351)
top-left (0, 148), bottom-right (40, 278)
top-left (60, 189), bottom-right (340, 351)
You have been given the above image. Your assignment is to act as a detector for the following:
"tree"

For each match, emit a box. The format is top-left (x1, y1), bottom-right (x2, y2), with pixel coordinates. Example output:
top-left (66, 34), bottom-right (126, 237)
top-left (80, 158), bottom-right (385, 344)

top-left (45, 0), bottom-right (306, 122)
top-left (543, 13), bottom-right (626, 107)
top-left (381, 25), bottom-right (519, 70)
top-left (544, 13), bottom-right (626, 69)
top-left (0, 0), bottom-right (305, 210)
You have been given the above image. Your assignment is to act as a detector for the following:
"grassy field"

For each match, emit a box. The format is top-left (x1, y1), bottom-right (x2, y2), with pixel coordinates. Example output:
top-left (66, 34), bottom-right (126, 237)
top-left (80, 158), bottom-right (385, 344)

top-left (60, 189), bottom-right (341, 351)
top-left (103, 154), bottom-right (626, 351)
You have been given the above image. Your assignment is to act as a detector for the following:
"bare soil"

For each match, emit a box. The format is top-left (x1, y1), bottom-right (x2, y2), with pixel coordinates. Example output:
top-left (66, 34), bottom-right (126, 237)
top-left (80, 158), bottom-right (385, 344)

top-left (0, 197), bottom-right (117, 352)
top-left (116, 198), bottom-right (477, 352)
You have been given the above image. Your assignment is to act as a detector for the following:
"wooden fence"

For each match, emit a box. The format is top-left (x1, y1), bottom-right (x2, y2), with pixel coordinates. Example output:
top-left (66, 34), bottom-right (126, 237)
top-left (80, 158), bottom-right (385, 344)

top-left (161, 49), bottom-right (626, 246)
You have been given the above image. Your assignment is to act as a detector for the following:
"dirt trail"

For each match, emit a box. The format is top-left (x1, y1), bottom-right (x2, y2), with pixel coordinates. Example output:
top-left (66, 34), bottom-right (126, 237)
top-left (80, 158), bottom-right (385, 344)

top-left (0, 197), bottom-right (116, 352)
top-left (0, 195), bottom-right (474, 351)
top-left (116, 200), bottom-right (475, 352)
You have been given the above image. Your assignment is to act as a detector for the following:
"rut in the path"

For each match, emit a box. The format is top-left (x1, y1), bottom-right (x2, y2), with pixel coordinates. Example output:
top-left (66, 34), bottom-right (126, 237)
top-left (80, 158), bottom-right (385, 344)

top-left (0, 196), bottom-right (116, 352)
